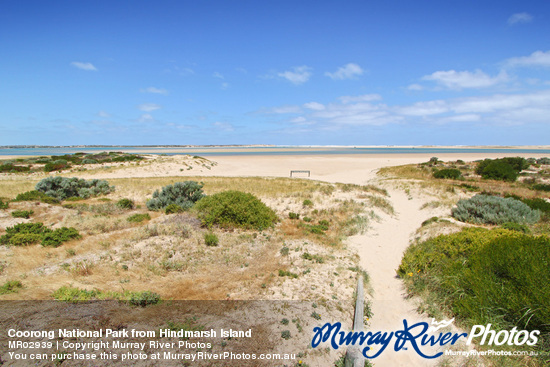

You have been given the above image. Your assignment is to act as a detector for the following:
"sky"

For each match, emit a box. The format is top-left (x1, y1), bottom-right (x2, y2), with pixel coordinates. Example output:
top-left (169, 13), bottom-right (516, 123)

top-left (1, 0), bottom-right (550, 146)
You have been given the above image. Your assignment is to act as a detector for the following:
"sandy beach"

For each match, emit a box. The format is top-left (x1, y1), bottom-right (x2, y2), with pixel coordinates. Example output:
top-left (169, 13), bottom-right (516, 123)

top-left (1, 150), bottom-right (548, 366)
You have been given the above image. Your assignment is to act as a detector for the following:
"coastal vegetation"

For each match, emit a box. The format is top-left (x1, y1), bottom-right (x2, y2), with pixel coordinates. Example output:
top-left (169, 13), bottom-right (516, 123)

top-left (392, 156), bottom-right (550, 366)
top-left (0, 151), bottom-right (144, 173)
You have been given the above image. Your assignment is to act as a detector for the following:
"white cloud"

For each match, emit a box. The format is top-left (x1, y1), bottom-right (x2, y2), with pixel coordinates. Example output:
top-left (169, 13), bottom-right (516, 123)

top-left (137, 103), bottom-right (162, 112)
top-left (138, 114), bottom-right (155, 122)
top-left (303, 102), bottom-right (325, 110)
top-left (325, 63), bottom-right (364, 80)
top-left (213, 121), bottom-right (234, 131)
top-left (421, 69), bottom-right (508, 89)
top-left (213, 72), bottom-right (224, 79)
top-left (278, 66), bottom-right (312, 85)
top-left (267, 89), bottom-right (550, 130)
top-left (438, 114), bottom-right (481, 123)
top-left (270, 105), bottom-right (302, 114)
top-left (140, 87), bottom-right (168, 95)
top-left (407, 84), bottom-right (424, 91)
top-left (97, 110), bottom-right (110, 118)
top-left (339, 94), bottom-right (382, 104)
top-left (70, 62), bottom-right (97, 71)
top-left (505, 50), bottom-right (550, 68)
top-left (221, 82), bottom-right (229, 90)
top-left (508, 12), bottom-right (533, 25)
top-left (397, 100), bottom-right (448, 116)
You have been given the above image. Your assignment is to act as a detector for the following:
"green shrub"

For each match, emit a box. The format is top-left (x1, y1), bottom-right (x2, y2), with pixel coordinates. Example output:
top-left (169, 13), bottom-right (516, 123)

top-left (500, 222), bottom-right (530, 233)
top-left (452, 195), bottom-right (540, 225)
top-left (204, 232), bottom-right (219, 246)
top-left (82, 159), bottom-right (98, 164)
top-left (146, 181), bottom-right (204, 211)
top-left (9, 233), bottom-right (44, 246)
top-left (44, 160), bottom-right (70, 172)
top-left (532, 183), bottom-right (550, 192)
top-left (0, 222), bottom-right (79, 247)
top-left (194, 191), bottom-right (278, 230)
top-left (520, 198), bottom-right (550, 214)
top-left (0, 199), bottom-right (9, 210)
top-left (433, 168), bottom-right (462, 179)
top-left (288, 212), bottom-right (300, 220)
top-left (11, 210), bottom-right (33, 219)
top-left (127, 213), bottom-right (151, 223)
top-left (536, 157), bottom-right (550, 165)
top-left (52, 286), bottom-right (161, 306)
top-left (0, 280), bottom-right (23, 295)
top-left (128, 291), bottom-right (161, 307)
top-left (116, 198), bottom-right (135, 210)
top-left (400, 229), bottom-right (550, 334)
top-left (427, 157), bottom-right (439, 166)
top-left (460, 235), bottom-right (550, 331)
top-left (0, 222), bottom-right (52, 245)
top-left (35, 177), bottom-right (114, 200)
top-left (164, 204), bottom-right (184, 214)
top-left (14, 190), bottom-right (59, 204)
top-left (281, 330), bottom-right (291, 340)
top-left (41, 227), bottom-right (81, 247)
top-left (475, 158), bottom-right (525, 181)
top-left (278, 269), bottom-right (298, 278)
top-left (0, 163), bottom-right (30, 173)
top-left (303, 199), bottom-right (313, 207)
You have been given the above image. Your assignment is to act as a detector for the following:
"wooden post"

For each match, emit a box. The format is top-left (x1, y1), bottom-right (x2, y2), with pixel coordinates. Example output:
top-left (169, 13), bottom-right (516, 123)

top-left (345, 275), bottom-right (365, 367)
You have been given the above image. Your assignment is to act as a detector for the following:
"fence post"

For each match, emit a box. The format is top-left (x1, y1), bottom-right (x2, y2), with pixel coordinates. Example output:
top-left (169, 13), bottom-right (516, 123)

top-left (345, 275), bottom-right (365, 367)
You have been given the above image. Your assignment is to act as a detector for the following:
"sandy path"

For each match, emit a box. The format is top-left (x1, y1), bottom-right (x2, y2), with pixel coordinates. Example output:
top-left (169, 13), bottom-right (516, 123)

top-left (349, 185), bottom-right (444, 366)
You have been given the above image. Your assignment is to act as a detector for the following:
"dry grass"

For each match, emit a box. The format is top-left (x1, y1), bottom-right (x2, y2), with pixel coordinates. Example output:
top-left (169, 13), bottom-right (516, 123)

top-left (0, 175), bottom-right (385, 303)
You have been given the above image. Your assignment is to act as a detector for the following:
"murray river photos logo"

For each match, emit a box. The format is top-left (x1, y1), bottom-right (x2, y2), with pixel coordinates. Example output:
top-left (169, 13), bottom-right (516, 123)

top-left (311, 318), bottom-right (540, 359)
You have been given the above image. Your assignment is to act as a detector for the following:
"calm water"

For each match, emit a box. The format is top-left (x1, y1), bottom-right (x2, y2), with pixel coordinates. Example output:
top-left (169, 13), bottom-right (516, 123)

top-left (1, 146), bottom-right (550, 157)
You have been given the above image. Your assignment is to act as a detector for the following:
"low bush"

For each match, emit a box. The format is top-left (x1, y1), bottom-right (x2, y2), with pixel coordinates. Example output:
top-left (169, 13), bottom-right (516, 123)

top-left (288, 212), bottom-right (300, 220)
top-left (165, 204), bottom-right (184, 214)
top-left (146, 181), bottom-right (204, 211)
top-left (44, 160), bottom-right (70, 172)
top-left (127, 213), bottom-right (151, 223)
top-left (11, 210), bottom-right (33, 219)
top-left (532, 183), bottom-right (550, 192)
top-left (36, 177), bottom-right (114, 200)
top-left (204, 232), bottom-right (219, 246)
top-left (128, 291), bottom-right (161, 307)
top-left (0, 222), bottom-right (80, 247)
top-left (0, 280), bottom-right (23, 295)
top-left (52, 286), bottom-right (161, 306)
top-left (520, 198), bottom-right (550, 215)
top-left (452, 194), bottom-right (540, 225)
top-left (475, 157), bottom-right (527, 182)
top-left (303, 199), bottom-right (313, 207)
top-left (194, 191), bottom-right (278, 230)
top-left (82, 159), bottom-right (98, 164)
top-left (0, 199), bottom-right (8, 210)
top-left (0, 163), bottom-right (30, 173)
top-left (433, 168), bottom-right (462, 179)
top-left (537, 157), bottom-right (550, 165)
top-left (500, 222), bottom-right (530, 233)
top-left (278, 269), bottom-right (298, 279)
top-left (116, 198), bottom-right (134, 210)
top-left (14, 190), bottom-right (59, 204)
top-left (400, 229), bottom-right (550, 336)
top-left (41, 227), bottom-right (81, 247)
top-left (9, 233), bottom-right (44, 246)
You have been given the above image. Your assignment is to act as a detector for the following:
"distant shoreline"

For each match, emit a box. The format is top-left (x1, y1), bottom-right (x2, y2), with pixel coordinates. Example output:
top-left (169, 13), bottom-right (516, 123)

top-left (2, 144), bottom-right (550, 149)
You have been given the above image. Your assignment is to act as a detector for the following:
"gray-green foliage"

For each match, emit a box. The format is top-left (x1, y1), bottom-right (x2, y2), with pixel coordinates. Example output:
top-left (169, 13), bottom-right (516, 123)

top-left (146, 181), bottom-right (205, 211)
top-left (36, 177), bottom-right (114, 200)
top-left (452, 194), bottom-right (540, 225)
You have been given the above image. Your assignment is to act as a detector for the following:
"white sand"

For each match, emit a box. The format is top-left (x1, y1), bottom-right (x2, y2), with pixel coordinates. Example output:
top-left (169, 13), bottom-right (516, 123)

top-left (5, 150), bottom-right (543, 365)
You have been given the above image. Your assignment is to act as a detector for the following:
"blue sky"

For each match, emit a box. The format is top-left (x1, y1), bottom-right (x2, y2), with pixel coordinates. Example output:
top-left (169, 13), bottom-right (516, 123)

top-left (1, 0), bottom-right (549, 146)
